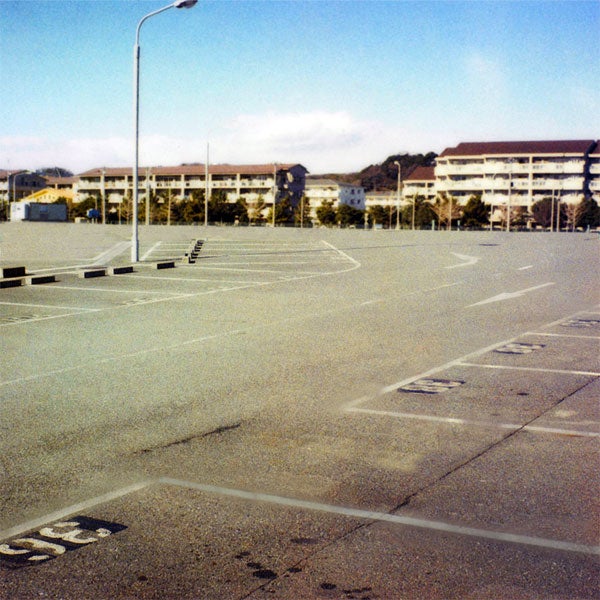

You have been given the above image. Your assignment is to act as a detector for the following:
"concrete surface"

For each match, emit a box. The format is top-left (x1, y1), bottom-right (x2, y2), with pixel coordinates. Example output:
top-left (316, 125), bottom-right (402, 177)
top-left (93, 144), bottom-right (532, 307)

top-left (0, 222), bottom-right (598, 599)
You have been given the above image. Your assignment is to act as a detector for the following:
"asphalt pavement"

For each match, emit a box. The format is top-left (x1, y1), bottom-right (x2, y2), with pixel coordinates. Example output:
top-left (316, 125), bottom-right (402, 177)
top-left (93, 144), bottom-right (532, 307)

top-left (0, 222), bottom-right (598, 599)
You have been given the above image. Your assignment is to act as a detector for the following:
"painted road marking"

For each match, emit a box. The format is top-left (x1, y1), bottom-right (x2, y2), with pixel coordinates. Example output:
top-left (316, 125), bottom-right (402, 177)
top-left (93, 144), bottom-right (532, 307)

top-left (90, 241), bottom-right (131, 265)
top-left (2, 479), bottom-right (597, 558)
top-left (457, 363), bottom-right (600, 377)
top-left (347, 407), bottom-right (599, 438)
top-left (398, 378), bottom-right (465, 394)
top-left (0, 301), bottom-right (98, 312)
top-left (345, 310), bottom-right (599, 438)
top-left (494, 342), bottom-right (545, 354)
top-left (160, 478), bottom-right (599, 556)
top-left (561, 318), bottom-right (600, 328)
top-left (0, 516), bottom-right (127, 568)
top-left (445, 252), bottom-right (479, 269)
top-left (468, 282), bottom-right (555, 307)
top-left (141, 241), bottom-right (163, 262)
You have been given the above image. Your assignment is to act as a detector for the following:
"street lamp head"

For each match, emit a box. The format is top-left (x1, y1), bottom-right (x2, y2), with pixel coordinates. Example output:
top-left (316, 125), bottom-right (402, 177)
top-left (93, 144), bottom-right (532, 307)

top-left (174, 0), bottom-right (197, 8)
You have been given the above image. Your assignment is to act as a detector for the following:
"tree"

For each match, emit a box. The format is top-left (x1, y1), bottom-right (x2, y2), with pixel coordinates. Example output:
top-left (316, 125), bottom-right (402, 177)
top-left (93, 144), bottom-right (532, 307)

top-left (315, 200), bottom-right (337, 226)
top-left (69, 195), bottom-right (97, 221)
top-left (180, 190), bottom-right (205, 224)
top-left (368, 204), bottom-right (387, 228)
top-left (336, 203), bottom-right (364, 227)
top-left (564, 196), bottom-right (600, 230)
top-left (577, 197), bottom-right (600, 229)
top-left (461, 195), bottom-right (490, 229)
top-left (532, 197), bottom-right (557, 229)
top-left (431, 193), bottom-right (461, 230)
top-left (267, 195), bottom-right (294, 225)
top-left (245, 194), bottom-right (267, 224)
top-left (294, 195), bottom-right (311, 227)
top-left (36, 167), bottom-right (73, 177)
top-left (359, 152), bottom-right (437, 192)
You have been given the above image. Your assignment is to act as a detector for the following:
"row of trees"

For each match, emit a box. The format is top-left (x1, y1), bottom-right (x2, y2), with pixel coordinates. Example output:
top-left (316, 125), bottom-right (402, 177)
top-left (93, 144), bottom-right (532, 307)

top-left (47, 192), bottom-right (600, 230)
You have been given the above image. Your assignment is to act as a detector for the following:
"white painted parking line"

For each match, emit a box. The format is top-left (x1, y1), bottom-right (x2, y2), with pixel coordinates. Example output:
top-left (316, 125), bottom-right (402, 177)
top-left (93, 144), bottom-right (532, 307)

top-left (347, 407), bottom-right (600, 438)
top-left (0, 301), bottom-right (98, 312)
top-left (0, 313), bottom-right (100, 328)
top-left (0, 481), bottom-right (151, 542)
top-left (141, 241), bottom-right (162, 262)
top-left (160, 478), bottom-right (600, 556)
top-left (91, 241), bottom-right (131, 265)
top-left (321, 240), bottom-right (361, 267)
top-left (534, 332), bottom-right (600, 340)
top-left (345, 310), bottom-right (600, 441)
top-left (42, 285), bottom-right (174, 295)
top-left (3, 478), bottom-right (597, 556)
top-left (458, 363), bottom-right (600, 377)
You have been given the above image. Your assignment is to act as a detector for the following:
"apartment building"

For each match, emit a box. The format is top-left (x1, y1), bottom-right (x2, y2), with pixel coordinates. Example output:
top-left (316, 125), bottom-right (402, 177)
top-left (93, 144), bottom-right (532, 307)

top-left (589, 145), bottom-right (600, 204)
top-left (77, 163), bottom-right (308, 211)
top-left (365, 190), bottom-right (396, 210)
top-left (434, 140), bottom-right (597, 211)
top-left (402, 165), bottom-right (436, 201)
top-left (304, 177), bottom-right (365, 220)
top-left (0, 170), bottom-right (47, 202)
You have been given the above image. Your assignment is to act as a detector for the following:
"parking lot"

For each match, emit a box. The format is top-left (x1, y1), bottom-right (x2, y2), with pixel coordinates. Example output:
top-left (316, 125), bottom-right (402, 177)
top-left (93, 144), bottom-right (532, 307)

top-left (0, 223), bottom-right (598, 598)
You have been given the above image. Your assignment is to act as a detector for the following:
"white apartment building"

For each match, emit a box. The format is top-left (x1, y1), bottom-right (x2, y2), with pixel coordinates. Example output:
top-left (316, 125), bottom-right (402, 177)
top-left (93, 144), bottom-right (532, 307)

top-left (589, 145), bottom-right (600, 204)
top-left (304, 178), bottom-right (365, 219)
top-left (434, 140), bottom-right (596, 212)
top-left (77, 163), bottom-right (308, 212)
top-left (402, 166), bottom-right (436, 201)
top-left (365, 190), bottom-right (396, 210)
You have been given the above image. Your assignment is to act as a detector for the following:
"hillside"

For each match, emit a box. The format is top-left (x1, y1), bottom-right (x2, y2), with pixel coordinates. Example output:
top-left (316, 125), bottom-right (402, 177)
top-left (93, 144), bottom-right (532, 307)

top-left (315, 152), bottom-right (437, 192)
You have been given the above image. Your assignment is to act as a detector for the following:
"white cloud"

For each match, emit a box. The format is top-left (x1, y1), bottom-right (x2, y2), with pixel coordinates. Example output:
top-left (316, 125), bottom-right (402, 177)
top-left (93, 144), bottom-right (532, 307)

top-left (1, 110), bottom-right (443, 175)
top-left (0, 135), bottom-right (130, 173)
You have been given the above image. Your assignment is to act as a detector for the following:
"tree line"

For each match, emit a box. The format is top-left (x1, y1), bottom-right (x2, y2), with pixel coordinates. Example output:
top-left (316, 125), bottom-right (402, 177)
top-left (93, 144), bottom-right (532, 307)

top-left (58, 191), bottom-right (599, 230)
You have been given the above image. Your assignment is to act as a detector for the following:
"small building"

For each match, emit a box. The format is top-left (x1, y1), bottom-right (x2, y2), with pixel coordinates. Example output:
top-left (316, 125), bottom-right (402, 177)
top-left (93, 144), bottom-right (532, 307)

top-left (10, 201), bottom-right (68, 222)
top-left (304, 178), bottom-right (365, 220)
top-left (21, 187), bottom-right (74, 204)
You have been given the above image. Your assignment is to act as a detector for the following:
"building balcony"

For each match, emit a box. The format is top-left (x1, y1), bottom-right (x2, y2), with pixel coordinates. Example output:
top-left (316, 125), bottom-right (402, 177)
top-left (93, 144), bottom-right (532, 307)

top-left (530, 162), bottom-right (584, 174)
top-left (239, 178), bottom-right (272, 187)
top-left (437, 160), bottom-right (585, 177)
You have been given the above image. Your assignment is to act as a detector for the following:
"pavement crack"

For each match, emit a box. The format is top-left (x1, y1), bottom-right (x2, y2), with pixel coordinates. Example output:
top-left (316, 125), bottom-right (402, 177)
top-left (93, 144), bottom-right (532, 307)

top-left (134, 422), bottom-right (241, 455)
top-left (391, 376), bottom-right (598, 513)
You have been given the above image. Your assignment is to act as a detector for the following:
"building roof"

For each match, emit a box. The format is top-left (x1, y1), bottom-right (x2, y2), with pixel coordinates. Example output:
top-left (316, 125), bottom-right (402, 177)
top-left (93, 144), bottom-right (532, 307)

top-left (45, 175), bottom-right (77, 186)
top-left (439, 140), bottom-right (596, 157)
top-left (0, 169), bottom-right (28, 181)
top-left (78, 164), bottom-right (307, 178)
top-left (22, 188), bottom-right (74, 202)
top-left (588, 141), bottom-right (600, 156)
top-left (305, 177), bottom-right (360, 188)
top-left (405, 166), bottom-right (435, 181)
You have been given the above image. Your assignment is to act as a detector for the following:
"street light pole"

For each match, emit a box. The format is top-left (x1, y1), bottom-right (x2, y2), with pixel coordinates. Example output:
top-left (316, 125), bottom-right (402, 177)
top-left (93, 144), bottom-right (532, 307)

top-left (132, 0), bottom-right (197, 262)
top-left (394, 161), bottom-right (401, 230)
top-left (272, 163), bottom-right (278, 227)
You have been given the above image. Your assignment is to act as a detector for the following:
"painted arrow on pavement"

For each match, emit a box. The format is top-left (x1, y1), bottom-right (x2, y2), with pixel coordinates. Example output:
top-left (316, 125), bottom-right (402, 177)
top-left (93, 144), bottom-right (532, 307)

top-left (446, 252), bottom-right (479, 269)
top-left (468, 282), bottom-right (555, 307)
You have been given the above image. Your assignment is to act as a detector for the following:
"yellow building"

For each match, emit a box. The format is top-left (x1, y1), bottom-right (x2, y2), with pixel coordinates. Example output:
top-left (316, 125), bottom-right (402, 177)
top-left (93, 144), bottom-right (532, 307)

top-left (21, 187), bottom-right (74, 203)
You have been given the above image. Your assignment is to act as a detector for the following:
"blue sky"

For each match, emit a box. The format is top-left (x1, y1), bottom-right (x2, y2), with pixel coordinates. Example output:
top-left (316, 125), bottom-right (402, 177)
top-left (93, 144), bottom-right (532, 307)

top-left (1, 0), bottom-right (598, 174)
